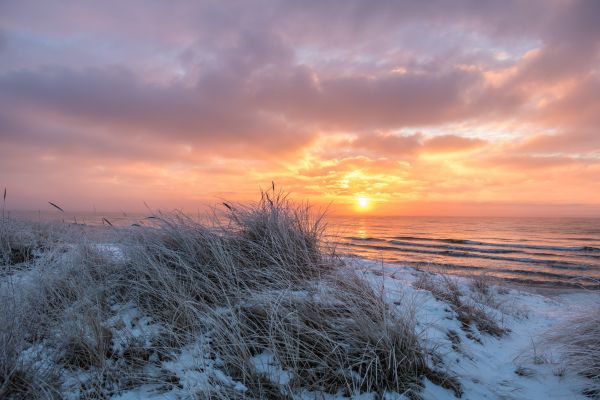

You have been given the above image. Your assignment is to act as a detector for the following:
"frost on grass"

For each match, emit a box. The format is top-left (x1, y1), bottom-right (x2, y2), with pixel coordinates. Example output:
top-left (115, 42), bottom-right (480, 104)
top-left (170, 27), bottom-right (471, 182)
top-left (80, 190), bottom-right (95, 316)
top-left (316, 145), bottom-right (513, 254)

top-left (542, 302), bottom-right (600, 399)
top-left (2, 189), bottom-right (597, 399)
top-left (0, 300), bottom-right (61, 399)
top-left (204, 272), bottom-right (461, 398)
top-left (413, 273), bottom-right (509, 341)
top-left (0, 219), bottom-right (64, 270)
top-left (0, 189), bottom-right (461, 399)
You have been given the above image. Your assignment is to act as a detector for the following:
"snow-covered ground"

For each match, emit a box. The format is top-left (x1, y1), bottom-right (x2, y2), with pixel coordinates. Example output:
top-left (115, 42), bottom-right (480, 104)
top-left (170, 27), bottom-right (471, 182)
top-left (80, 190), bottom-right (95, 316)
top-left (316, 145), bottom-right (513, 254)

top-left (3, 247), bottom-right (599, 399)
top-left (350, 259), bottom-right (599, 400)
top-left (105, 257), bottom-right (598, 400)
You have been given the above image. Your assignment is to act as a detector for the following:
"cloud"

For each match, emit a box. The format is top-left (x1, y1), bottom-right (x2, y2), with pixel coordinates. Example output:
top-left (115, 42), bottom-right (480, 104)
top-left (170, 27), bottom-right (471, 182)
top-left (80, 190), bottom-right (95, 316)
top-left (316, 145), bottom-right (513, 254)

top-left (349, 132), bottom-right (423, 156)
top-left (323, 132), bottom-right (487, 158)
top-left (518, 130), bottom-right (600, 154)
top-left (422, 135), bottom-right (487, 153)
top-left (0, 0), bottom-right (598, 214)
top-left (0, 65), bottom-right (315, 157)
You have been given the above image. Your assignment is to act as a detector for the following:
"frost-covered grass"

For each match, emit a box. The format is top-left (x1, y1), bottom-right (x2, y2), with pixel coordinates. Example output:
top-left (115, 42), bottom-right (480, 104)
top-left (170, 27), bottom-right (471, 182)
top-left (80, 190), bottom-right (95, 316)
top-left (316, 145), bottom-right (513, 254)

top-left (413, 273), bottom-right (509, 339)
top-left (202, 271), bottom-right (461, 398)
top-left (0, 218), bottom-right (64, 268)
top-left (543, 302), bottom-right (600, 398)
top-left (1, 190), bottom-right (599, 399)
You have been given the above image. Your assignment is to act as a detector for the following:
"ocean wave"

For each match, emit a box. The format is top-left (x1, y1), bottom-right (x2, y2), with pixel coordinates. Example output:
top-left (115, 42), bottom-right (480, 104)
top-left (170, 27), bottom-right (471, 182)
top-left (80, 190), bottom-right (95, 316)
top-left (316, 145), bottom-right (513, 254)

top-left (399, 261), bottom-right (599, 286)
top-left (389, 239), bottom-right (533, 255)
top-left (344, 236), bottom-right (384, 242)
top-left (582, 246), bottom-right (600, 252)
top-left (387, 239), bottom-right (600, 260)
top-left (344, 242), bottom-right (594, 270)
top-left (390, 236), bottom-right (600, 253)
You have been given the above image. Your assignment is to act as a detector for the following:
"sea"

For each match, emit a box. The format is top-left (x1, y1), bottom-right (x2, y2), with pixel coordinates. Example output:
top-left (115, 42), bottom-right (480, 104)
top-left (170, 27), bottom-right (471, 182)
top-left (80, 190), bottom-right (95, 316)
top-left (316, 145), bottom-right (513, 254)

top-left (330, 216), bottom-right (600, 289)
top-left (7, 210), bottom-right (600, 289)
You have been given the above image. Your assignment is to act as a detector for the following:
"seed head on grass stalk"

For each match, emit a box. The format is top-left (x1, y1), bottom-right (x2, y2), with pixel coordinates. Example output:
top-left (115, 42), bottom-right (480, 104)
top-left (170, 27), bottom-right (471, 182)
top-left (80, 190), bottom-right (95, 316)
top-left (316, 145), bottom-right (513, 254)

top-left (48, 202), bottom-right (64, 213)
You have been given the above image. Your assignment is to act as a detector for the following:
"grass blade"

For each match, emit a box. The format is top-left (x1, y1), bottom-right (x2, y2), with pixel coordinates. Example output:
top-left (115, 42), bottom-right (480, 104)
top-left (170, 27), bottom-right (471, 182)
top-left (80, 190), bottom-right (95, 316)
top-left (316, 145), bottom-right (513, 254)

top-left (48, 202), bottom-right (64, 213)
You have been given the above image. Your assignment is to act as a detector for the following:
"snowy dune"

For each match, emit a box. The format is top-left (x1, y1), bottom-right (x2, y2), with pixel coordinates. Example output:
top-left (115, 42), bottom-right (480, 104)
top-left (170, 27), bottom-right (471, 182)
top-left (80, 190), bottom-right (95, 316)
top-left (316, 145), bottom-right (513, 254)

top-left (1, 196), bottom-right (599, 399)
top-left (2, 247), bottom-right (598, 399)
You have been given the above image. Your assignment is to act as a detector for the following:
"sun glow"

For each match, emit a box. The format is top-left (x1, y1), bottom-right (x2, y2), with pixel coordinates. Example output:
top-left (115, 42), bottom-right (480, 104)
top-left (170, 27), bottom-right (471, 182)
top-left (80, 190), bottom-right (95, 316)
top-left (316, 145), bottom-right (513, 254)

top-left (357, 197), bottom-right (370, 209)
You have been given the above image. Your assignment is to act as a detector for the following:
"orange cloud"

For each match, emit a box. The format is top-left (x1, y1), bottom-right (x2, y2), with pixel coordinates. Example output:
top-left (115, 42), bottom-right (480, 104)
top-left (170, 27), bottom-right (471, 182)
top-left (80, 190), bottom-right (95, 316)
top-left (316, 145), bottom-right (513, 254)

top-left (0, 0), bottom-right (599, 216)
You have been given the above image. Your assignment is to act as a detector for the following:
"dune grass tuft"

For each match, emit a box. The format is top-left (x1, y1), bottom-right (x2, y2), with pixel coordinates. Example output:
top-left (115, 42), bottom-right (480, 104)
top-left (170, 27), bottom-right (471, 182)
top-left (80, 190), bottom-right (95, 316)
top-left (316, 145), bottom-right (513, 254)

top-left (544, 303), bottom-right (600, 398)
top-left (205, 271), bottom-right (461, 398)
top-left (0, 189), bottom-right (461, 399)
top-left (414, 273), bottom-right (508, 339)
top-left (0, 299), bottom-right (61, 400)
top-left (121, 189), bottom-right (334, 334)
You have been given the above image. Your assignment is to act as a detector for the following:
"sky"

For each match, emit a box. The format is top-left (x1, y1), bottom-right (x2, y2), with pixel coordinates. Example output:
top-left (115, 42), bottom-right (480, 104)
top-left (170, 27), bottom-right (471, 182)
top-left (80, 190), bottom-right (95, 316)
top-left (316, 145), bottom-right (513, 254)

top-left (1, 0), bottom-right (599, 216)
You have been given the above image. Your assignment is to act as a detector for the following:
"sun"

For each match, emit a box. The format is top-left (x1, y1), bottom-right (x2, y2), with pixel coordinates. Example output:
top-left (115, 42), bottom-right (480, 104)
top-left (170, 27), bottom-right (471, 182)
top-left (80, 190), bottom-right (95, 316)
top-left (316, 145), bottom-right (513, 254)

top-left (357, 197), bottom-right (370, 209)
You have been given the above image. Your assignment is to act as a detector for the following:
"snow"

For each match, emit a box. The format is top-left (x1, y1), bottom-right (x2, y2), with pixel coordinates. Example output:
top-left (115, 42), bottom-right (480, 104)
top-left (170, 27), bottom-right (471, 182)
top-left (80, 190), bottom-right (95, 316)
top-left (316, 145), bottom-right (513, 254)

top-left (251, 350), bottom-right (293, 386)
top-left (348, 258), bottom-right (599, 399)
top-left (94, 243), bottom-right (126, 262)
top-left (3, 250), bottom-right (599, 399)
top-left (111, 257), bottom-right (598, 399)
